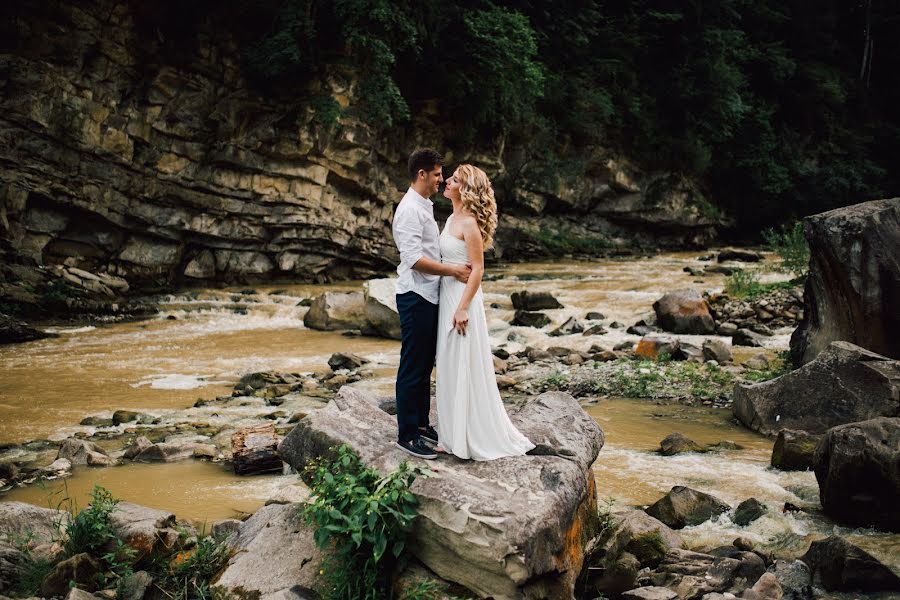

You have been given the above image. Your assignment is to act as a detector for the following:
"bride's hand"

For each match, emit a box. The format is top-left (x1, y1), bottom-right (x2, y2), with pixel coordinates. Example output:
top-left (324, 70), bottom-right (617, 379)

top-left (453, 308), bottom-right (469, 335)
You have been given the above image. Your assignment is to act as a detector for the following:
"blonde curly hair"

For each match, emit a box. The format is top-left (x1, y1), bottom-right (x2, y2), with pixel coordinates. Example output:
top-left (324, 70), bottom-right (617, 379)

top-left (457, 164), bottom-right (498, 250)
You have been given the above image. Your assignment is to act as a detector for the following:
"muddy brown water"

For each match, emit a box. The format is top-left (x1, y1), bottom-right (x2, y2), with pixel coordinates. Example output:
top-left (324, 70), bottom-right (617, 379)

top-left (2, 252), bottom-right (897, 577)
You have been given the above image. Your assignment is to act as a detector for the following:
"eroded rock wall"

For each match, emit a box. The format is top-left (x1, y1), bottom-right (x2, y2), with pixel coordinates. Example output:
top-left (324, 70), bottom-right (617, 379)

top-left (0, 0), bottom-right (724, 290)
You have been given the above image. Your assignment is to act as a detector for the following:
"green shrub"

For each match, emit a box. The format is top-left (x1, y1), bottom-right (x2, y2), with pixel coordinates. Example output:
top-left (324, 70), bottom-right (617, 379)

top-left (725, 269), bottom-right (763, 298)
top-left (763, 222), bottom-right (810, 279)
top-left (164, 535), bottom-right (231, 600)
top-left (303, 445), bottom-right (430, 600)
top-left (63, 485), bottom-right (120, 557)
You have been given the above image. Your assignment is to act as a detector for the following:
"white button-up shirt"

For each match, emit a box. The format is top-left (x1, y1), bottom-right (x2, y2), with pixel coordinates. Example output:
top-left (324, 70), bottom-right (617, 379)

top-left (392, 187), bottom-right (441, 304)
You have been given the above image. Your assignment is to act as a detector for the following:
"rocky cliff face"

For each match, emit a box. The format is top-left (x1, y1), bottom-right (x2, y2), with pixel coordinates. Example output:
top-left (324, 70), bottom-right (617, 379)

top-left (0, 0), bottom-right (725, 291)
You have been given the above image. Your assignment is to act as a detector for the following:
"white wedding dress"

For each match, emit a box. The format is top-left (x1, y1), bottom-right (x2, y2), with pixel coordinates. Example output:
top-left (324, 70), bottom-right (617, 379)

top-left (435, 216), bottom-right (535, 460)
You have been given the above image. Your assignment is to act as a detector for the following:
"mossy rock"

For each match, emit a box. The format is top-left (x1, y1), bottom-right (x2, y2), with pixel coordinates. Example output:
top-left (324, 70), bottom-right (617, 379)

top-left (625, 531), bottom-right (668, 568)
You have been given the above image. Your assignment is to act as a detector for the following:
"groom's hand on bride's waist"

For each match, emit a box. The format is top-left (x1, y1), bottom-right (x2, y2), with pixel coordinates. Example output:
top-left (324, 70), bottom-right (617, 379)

top-left (452, 262), bottom-right (472, 283)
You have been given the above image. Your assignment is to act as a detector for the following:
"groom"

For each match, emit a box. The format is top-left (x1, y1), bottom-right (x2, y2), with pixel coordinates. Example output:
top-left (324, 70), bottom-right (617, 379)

top-left (392, 148), bottom-right (471, 459)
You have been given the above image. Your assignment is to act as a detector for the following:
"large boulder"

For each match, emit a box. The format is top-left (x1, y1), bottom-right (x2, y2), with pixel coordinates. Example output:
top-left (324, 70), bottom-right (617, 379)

top-left (644, 486), bottom-right (730, 529)
top-left (652, 290), bottom-right (715, 335)
top-left (0, 542), bottom-right (27, 594)
top-left (363, 278), bottom-right (401, 339)
top-left (213, 503), bottom-right (322, 600)
top-left (813, 417), bottom-right (900, 532)
top-left (801, 536), bottom-right (900, 592)
top-left (41, 552), bottom-right (101, 597)
top-left (599, 510), bottom-right (685, 570)
top-left (109, 503), bottom-right (182, 558)
top-left (302, 292), bottom-right (367, 331)
top-left (278, 387), bottom-right (604, 599)
top-left (733, 341), bottom-right (900, 436)
top-left (511, 290), bottom-right (563, 311)
top-left (791, 198), bottom-right (900, 366)
top-left (0, 502), bottom-right (68, 544)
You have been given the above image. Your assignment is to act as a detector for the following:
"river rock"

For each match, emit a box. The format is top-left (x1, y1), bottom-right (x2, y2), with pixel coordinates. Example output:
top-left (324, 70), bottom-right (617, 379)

top-left (586, 311), bottom-right (606, 320)
top-left (549, 316), bottom-right (584, 336)
top-left (327, 352), bottom-right (369, 371)
top-left (741, 572), bottom-right (782, 600)
top-left (770, 429), bottom-right (821, 471)
top-left (733, 498), bottom-right (767, 527)
top-left (109, 503), bottom-right (183, 558)
top-left (743, 354), bottom-right (769, 370)
top-left (658, 433), bottom-right (705, 456)
top-left (653, 289), bottom-right (715, 334)
top-left (363, 278), bottom-right (400, 339)
top-left (635, 336), bottom-right (679, 360)
top-left (117, 571), bottom-right (153, 600)
top-left (511, 290), bottom-right (563, 311)
top-left (112, 410), bottom-right (147, 425)
top-left (213, 502), bottom-right (322, 600)
top-left (771, 559), bottom-right (813, 599)
top-left (717, 322), bottom-right (738, 336)
top-left (648, 547), bottom-right (766, 598)
top-left (645, 486), bottom-right (731, 529)
top-left (733, 341), bottom-right (900, 436)
top-left (526, 346), bottom-right (553, 362)
top-left (0, 542), bottom-right (26, 595)
top-left (39, 457), bottom-right (72, 477)
top-left (733, 329), bottom-right (765, 347)
top-left (0, 502), bottom-right (67, 545)
top-left (622, 587), bottom-right (678, 600)
top-left (512, 310), bottom-right (551, 328)
top-left (0, 313), bottom-right (55, 345)
top-left (791, 199), bottom-right (900, 366)
top-left (702, 339), bottom-right (732, 363)
top-left (601, 510), bottom-right (685, 570)
top-left (302, 292), bottom-right (367, 331)
top-left (278, 387), bottom-right (604, 599)
top-left (41, 552), bottom-right (101, 597)
top-left (123, 436), bottom-right (153, 459)
top-left (57, 437), bottom-right (111, 466)
top-left (814, 417), bottom-right (900, 532)
top-left (132, 441), bottom-right (217, 462)
top-left (212, 519), bottom-right (242, 540)
top-left (717, 249), bottom-right (762, 262)
top-left (801, 536), bottom-right (900, 592)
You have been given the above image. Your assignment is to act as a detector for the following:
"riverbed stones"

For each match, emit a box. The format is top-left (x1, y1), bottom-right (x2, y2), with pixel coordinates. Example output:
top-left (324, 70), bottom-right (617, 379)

top-left (645, 486), bottom-right (731, 529)
top-left (718, 249), bottom-right (762, 262)
top-left (363, 278), bottom-right (400, 339)
top-left (40, 553), bottom-right (100, 596)
top-left (57, 438), bottom-right (111, 466)
top-left (658, 433), bottom-right (705, 456)
top-left (801, 536), bottom-right (900, 592)
top-left (600, 510), bottom-right (685, 571)
top-left (327, 352), bottom-right (369, 371)
top-left (511, 290), bottom-right (563, 310)
top-left (733, 341), bottom-right (900, 436)
top-left (791, 198), bottom-right (900, 366)
top-left (123, 436), bottom-right (153, 459)
top-left (647, 547), bottom-right (766, 598)
top-left (813, 417), bottom-right (900, 532)
top-left (770, 429), bottom-right (821, 471)
top-left (130, 441), bottom-right (217, 463)
top-left (621, 587), bottom-right (678, 600)
top-left (278, 387), bottom-right (604, 599)
top-left (702, 339), bottom-right (732, 363)
top-left (302, 291), bottom-right (367, 331)
top-left (743, 354), bottom-right (769, 370)
top-left (635, 336), bottom-right (679, 360)
top-left (652, 289), bottom-right (715, 334)
top-left (39, 457), bottom-right (72, 477)
top-left (212, 502), bottom-right (322, 599)
top-left (512, 310), bottom-right (551, 328)
top-left (109, 503), bottom-right (183, 558)
top-left (549, 316), bottom-right (584, 336)
top-left (117, 571), bottom-right (153, 600)
top-left (733, 328), bottom-right (765, 347)
top-left (733, 498), bottom-right (767, 527)
top-left (0, 502), bottom-right (68, 544)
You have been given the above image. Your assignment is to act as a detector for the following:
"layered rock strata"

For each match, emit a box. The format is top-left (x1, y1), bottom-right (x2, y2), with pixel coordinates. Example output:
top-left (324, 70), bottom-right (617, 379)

top-left (1, 0), bottom-right (725, 294)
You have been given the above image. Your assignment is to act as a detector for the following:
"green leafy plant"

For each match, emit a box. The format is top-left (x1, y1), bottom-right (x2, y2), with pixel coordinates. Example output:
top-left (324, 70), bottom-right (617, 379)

top-left (63, 485), bottom-right (120, 557)
top-left (164, 535), bottom-right (231, 600)
top-left (303, 445), bottom-right (430, 600)
top-left (725, 268), bottom-right (763, 298)
top-left (763, 222), bottom-right (810, 279)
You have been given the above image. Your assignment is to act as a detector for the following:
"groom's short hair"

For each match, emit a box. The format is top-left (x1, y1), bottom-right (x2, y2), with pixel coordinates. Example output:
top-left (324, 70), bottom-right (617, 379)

top-left (408, 148), bottom-right (443, 181)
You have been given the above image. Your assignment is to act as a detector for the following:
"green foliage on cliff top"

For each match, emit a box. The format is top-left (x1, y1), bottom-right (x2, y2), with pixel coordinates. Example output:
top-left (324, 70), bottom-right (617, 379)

top-left (135, 0), bottom-right (900, 232)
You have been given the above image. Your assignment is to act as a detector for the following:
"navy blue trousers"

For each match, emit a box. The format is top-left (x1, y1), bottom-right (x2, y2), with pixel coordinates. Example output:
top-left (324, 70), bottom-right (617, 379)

top-left (395, 291), bottom-right (438, 442)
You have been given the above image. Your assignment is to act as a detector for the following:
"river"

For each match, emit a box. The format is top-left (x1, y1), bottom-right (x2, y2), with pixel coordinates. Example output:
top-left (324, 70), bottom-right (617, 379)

top-left (1, 251), bottom-right (897, 579)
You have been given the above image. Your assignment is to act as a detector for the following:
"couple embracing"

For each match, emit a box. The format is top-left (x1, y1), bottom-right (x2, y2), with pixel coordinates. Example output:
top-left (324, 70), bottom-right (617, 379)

top-left (391, 148), bottom-right (534, 461)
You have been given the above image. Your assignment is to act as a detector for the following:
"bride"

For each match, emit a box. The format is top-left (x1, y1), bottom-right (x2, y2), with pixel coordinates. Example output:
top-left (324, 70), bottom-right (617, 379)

top-left (435, 164), bottom-right (535, 461)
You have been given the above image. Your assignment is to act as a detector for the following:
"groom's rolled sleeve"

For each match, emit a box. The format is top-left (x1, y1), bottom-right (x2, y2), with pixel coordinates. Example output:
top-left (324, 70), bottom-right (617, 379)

top-left (394, 210), bottom-right (425, 269)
